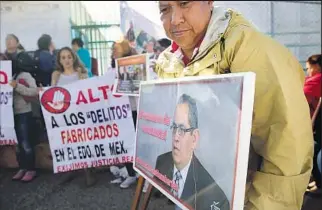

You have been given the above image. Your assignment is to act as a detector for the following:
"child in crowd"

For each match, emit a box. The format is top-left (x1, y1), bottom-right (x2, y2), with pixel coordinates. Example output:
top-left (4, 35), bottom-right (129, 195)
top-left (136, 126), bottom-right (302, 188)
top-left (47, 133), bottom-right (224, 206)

top-left (8, 39), bottom-right (41, 182)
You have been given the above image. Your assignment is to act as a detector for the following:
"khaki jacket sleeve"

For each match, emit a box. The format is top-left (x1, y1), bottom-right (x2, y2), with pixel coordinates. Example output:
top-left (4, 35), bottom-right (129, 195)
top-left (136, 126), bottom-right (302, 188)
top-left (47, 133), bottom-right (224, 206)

top-left (225, 26), bottom-right (314, 210)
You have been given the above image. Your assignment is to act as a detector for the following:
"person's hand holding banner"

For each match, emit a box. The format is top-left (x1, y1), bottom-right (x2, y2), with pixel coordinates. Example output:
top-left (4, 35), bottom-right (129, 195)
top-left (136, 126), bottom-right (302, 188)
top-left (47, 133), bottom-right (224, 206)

top-left (48, 90), bottom-right (65, 110)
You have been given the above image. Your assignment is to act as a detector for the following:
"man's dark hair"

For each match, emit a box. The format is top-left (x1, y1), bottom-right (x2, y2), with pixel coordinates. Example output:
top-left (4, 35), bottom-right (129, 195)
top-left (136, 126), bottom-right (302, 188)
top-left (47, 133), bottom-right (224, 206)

top-left (157, 38), bottom-right (171, 48)
top-left (37, 34), bottom-right (52, 51)
top-left (72, 38), bottom-right (84, 48)
top-left (178, 94), bottom-right (198, 129)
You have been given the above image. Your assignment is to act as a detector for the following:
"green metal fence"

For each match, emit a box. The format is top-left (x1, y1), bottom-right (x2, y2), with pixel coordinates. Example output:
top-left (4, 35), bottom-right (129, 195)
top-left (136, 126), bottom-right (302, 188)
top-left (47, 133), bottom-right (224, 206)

top-left (69, 1), bottom-right (119, 75)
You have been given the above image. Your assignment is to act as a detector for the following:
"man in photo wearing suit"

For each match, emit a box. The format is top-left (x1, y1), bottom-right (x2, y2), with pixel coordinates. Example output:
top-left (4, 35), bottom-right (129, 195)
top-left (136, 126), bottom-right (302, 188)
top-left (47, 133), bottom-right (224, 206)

top-left (119, 66), bottom-right (129, 81)
top-left (155, 94), bottom-right (230, 210)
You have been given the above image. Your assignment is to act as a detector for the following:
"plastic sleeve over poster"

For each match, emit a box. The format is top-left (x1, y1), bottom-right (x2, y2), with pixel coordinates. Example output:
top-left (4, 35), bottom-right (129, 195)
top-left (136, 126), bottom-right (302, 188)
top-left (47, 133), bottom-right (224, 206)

top-left (133, 72), bottom-right (256, 210)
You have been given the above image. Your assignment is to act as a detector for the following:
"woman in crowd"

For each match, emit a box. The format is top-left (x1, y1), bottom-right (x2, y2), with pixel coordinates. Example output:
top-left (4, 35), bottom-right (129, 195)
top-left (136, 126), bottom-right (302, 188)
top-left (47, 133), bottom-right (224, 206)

top-left (304, 54), bottom-right (321, 193)
top-left (304, 54), bottom-right (321, 117)
top-left (9, 42), bottom-right (41, 182)
top-left (4, 34), bottom-right (24, 60)
top-left (109, 39), bottom-right (138, 189)
top-left (51, 47), bottom-right (96, 187)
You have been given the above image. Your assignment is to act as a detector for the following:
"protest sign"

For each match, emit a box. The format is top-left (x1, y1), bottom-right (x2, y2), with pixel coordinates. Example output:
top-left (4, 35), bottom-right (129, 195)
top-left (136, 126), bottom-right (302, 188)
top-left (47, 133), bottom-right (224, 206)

top-left (133, 73), bottom-right (256, 210)
top-left (0, 61), bottom-right (17, 146)
top-left (39, 73), bottom-right (135, 173)
top-left (120, 1), bottom-right (166, 53)
top-left (113, 54), bottom-right (149, 96)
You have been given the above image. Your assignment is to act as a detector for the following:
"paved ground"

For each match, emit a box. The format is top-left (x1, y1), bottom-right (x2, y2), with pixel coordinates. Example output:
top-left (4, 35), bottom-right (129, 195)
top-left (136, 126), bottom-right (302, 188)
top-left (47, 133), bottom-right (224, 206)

top-left (0, 169), bottom-right (172, 210)
top-left (0, 169), bottom-right (321, 210)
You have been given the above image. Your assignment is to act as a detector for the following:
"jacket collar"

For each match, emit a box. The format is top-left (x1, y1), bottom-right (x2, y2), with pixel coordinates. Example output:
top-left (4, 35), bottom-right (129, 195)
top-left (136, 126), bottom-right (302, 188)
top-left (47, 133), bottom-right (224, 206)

top-left (195, 6), bottom-right (231, 61)
top-left (306, 72), bottom-right (321, 81)
top-left (170, 36), bottom-right (204, 66)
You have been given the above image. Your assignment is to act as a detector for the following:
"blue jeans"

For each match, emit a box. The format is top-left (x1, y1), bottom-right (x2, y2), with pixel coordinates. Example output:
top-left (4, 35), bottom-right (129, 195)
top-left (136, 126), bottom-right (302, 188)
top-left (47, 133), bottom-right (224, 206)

top-left (14, 112), bottom-right (35, 170)
top-left (318, 150), bottom-right (321, 174)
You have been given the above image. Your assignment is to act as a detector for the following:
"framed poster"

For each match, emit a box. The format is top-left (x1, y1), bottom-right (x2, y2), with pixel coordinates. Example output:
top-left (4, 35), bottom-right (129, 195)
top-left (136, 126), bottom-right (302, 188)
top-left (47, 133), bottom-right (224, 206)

top-left (113, 54), bottom-right (149, 96)
top-left (133, 72), bottom-right (256, 210)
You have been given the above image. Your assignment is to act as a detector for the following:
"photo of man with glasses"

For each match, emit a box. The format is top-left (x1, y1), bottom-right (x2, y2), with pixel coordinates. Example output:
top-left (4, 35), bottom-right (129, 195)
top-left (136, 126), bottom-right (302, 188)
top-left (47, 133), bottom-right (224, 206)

top-left (155, 93), bottom-right (229, 210)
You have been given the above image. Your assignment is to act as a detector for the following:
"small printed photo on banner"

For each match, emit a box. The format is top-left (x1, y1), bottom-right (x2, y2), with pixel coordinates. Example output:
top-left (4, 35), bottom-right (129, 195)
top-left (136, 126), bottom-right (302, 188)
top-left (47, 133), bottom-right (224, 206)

top-left (133, 73), bottom-right (256, 210)
top-left (113, 54), bottom-right (149, 96)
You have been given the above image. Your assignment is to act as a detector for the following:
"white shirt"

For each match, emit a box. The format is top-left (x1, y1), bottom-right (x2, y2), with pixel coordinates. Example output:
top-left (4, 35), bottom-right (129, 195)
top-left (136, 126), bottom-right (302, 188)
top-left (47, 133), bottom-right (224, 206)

top-left (173, 158), bottom-right (192, 198)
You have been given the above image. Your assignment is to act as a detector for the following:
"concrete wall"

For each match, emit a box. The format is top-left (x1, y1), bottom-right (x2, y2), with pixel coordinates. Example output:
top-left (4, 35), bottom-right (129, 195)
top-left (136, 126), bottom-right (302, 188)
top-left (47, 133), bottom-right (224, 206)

top-left (215, 1), bottom-right (321, 67)
top-left (0, 1), bottom-right (71, 51)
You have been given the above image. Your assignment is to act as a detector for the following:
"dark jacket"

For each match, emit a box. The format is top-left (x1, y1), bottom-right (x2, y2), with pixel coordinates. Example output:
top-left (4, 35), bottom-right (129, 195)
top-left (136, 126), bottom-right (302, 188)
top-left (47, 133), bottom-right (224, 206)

top-left (38, 50), bottom-right (56, 86)
top-left (155, 152), bottom-right (230, 210)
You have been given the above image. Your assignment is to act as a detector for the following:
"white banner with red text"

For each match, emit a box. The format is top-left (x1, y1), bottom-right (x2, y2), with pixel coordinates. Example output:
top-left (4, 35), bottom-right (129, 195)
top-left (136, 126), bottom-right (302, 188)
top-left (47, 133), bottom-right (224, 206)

top-left (0, 61), bottom-right (17, 146)
top-left (39, 73), bottom-right (135, 173)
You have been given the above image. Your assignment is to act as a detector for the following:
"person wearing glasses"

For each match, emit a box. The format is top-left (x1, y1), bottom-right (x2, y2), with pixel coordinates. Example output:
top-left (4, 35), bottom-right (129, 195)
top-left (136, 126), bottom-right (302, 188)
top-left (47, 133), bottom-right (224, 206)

top-left (155, 94), bottom-right (229, 210)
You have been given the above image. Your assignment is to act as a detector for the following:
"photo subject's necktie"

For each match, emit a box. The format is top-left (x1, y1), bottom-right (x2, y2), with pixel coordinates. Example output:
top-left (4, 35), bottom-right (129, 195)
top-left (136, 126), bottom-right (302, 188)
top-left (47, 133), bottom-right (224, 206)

top-left (172, 170), bottom-right (182, 197)
top-left (172, 171), bottom-right (183, 210)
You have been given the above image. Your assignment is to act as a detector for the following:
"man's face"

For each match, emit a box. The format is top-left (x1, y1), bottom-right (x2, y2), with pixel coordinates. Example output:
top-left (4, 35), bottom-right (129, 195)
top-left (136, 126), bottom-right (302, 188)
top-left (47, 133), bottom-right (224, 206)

top-left (113, 44), bottom-right (123, 59)
top-left (172, 103), bottom-right (199, 170)
top-left (159, 1), bottom-right (213, 50)
top-left (146, 41), bottom-right (155, 53)
top-left (72, 44), bottom-right (78, 52)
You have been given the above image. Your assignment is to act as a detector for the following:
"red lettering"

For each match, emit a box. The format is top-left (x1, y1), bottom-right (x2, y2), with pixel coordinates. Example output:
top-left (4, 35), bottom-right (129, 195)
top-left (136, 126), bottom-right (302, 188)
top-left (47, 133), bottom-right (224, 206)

top-left (108, 157), bottom-right (120, 164)
top-left (0, 139), bottom-right (17, 145)
top-left (66, 131), bottom-right (72, 143)
top-left (141, 126), bottom-right (167, 141)
top-left (111, 85), bottom-right (122, 98)
top-left (106, 124), bottom-right (112, 138)
top-left (88, 89), bottom-right (100, 103)
top-left (77, 129), bottom-right (84, 142)
top-left (58, 123), bottom-right (121, 144)
top-left (61, 131), bottom-right (66, 144)
top-left (76, 91), bottom-right (88, 105)
top-left (0, 70), bottom-right (8, 85)
top-left (71, 130), bottom-right (77, 143)
top-left (113, 123), bottom-right (119, 137)
top-left (99, 125), bottom-right (106, 139)
top-left (93, 127), bottom-right (100, 140)
top-left (98, 85), bottom-right (109, 100)
top-left (87, 128), bottom-right (92, 140)
top-left (122, 156), bottom-right (131, 163)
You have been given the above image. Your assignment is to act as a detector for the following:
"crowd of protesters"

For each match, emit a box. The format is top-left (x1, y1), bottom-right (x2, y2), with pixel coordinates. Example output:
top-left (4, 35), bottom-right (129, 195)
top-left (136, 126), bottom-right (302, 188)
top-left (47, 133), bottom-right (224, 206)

top-left (0, 32), bottom-right (172, 188)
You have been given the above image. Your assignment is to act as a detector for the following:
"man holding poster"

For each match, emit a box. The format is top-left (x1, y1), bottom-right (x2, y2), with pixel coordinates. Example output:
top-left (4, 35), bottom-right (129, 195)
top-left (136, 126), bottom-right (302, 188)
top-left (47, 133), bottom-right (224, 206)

top-left (155, 93), bottom-right (229, 210)
top-left (154, 1), bottom-right (313, 210)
